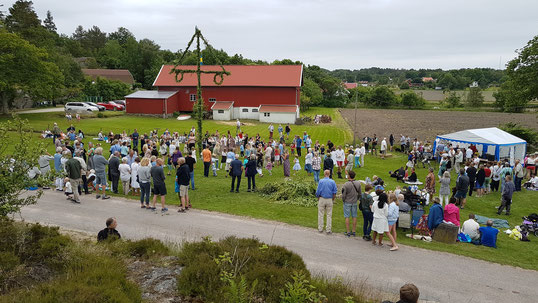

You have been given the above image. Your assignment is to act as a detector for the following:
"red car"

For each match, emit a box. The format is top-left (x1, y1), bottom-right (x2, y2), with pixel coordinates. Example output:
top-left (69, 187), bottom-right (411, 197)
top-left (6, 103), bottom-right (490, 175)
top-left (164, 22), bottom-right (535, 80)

top-left (97, 101), bottom-right (125, 111)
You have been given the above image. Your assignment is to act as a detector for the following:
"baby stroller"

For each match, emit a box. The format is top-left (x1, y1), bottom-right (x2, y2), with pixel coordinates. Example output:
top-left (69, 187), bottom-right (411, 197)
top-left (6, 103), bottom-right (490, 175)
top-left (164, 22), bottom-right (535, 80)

top-left (521, 214), bottom-right (538, 237)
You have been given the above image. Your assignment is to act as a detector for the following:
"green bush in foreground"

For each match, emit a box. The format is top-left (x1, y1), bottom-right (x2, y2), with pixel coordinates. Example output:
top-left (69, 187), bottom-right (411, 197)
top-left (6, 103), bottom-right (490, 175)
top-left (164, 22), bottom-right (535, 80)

top-left (177, 236), bottom-right (369, 303)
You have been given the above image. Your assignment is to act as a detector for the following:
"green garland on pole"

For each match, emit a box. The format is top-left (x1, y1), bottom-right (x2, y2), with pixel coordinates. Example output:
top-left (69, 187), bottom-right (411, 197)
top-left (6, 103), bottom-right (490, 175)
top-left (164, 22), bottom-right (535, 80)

top-left (170, 27), bottom-right (231, 153)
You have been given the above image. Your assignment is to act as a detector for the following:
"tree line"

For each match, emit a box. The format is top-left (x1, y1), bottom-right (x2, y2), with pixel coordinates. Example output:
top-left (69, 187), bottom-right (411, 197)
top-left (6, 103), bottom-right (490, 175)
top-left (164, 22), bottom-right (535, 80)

top-left (0, 0), bottom-right (536, 113)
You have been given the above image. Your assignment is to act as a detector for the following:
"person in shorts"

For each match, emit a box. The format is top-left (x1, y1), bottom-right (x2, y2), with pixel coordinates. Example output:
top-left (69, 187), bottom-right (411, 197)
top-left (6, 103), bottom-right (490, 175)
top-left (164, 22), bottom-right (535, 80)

top-left (150, 158), bottom-right (168, 213)
top-left (92, 147), bottom-right (110, 200)
top-left (176, 157), bottom-right (190, 212)
top-left (341, 171), bottom-right (361, 237)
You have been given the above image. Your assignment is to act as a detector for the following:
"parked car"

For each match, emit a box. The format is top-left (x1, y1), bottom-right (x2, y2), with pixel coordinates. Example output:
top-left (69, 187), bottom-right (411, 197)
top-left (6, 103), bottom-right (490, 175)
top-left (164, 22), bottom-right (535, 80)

top-left (112, 100), bottom-right (126, 106)
top-left (84, 102), bottom-right (106, 111)
top-left (97, 101), bottom-right (124, 111)
top-left (65, 102), bottom-right (99, 114)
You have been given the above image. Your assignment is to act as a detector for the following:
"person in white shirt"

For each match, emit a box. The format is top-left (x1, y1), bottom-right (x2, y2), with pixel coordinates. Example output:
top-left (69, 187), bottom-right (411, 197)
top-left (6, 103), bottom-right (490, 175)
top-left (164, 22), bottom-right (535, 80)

top-left (334, 146), bottom-right (345, 179)
top-left (119, 157), bottom-right (131, 195)
top-left (380, 138), bottom-right (387, 159)
top-left (529, 174), bottom-right (538, 188)
top-left (454, 149), bottom-right (463, 172)
top-left (354, 146), bottom-right (361, 167)
top-left (359, 144), bottom-right (366, 167)
top-left (462, 213), bottom-right (480, 241)
top-left (465, 147), bottom-right (473, 160)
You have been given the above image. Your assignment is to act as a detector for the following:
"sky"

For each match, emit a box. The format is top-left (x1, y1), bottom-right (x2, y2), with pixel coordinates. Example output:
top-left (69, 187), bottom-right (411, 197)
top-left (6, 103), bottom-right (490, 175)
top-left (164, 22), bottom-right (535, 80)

top-left (4, 0), bottom-right (538, 70)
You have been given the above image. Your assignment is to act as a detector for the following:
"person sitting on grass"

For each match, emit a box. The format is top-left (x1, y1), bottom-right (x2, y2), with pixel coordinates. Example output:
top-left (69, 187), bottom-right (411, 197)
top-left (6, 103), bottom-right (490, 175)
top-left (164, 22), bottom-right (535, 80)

top-left (390, 167), bottom-right (406, 182)
top-left (427, 197), bottom-right (444, 231)
top-left (462, 213), bottom-right (480, 242)
top-left (97, 217), bottom-right (121, 242)
top-left (404, 168), bottom-right (417, 183)
top-left (479, 219), bottom-right (499, 248)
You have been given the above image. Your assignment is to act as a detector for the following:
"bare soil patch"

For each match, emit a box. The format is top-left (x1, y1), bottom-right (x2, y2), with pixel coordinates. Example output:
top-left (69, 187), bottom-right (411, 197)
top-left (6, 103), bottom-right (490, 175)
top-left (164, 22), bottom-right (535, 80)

top-left (341, 108), bottom-right (538, 142)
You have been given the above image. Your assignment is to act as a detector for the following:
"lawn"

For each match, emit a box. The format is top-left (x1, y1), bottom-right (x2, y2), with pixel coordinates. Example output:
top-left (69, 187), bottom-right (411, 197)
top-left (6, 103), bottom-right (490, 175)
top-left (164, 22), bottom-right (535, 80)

top-left (2, 108), bottom-right (537, 271)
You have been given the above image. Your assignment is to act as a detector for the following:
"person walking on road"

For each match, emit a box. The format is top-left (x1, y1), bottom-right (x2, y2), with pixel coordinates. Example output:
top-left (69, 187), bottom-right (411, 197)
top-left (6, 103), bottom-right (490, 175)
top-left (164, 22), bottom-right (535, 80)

top-left (64, 153), bottom-right (82, 204)
top-left (342, 171), bottom-right (361, 237)
top-left (176, 157), bottom-right (190, 212)
top-left (316, 170), bottom-right (337, 234)
top-left (150, 158), bottom-right (168, 213)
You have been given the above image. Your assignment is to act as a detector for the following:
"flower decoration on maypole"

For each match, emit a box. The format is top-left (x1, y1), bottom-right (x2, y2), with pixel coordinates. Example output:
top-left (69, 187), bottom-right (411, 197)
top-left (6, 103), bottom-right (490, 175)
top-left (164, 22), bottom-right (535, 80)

top-left (170, 26), bottom-right (230, 152)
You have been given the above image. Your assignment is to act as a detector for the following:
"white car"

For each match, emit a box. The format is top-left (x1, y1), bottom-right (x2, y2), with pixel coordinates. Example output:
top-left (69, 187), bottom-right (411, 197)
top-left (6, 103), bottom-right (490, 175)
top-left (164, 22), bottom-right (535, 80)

top-left (65, 102), bottom-right (99, 114)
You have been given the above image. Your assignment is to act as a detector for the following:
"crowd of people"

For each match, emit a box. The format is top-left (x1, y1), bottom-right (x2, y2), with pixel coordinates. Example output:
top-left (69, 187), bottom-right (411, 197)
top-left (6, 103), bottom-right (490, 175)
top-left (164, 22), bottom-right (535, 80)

top-left (36, 121), bottom-right (536, 247)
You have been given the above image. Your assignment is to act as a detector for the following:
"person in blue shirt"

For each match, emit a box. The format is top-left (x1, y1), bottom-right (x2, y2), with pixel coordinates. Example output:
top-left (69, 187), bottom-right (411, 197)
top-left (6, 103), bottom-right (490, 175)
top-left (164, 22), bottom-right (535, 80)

top-left (316, 170), bottom-right (338, 234)
top-left (131, 129), bottom-right (139, 150)
top-left (479, 220), bottom-right (499, 248)
top-left (427, 197), bottom-right (444, 231)
top-left (296, 136), bottom-right (303, 157)
top-left (53, 147), bottom-right (64, 190)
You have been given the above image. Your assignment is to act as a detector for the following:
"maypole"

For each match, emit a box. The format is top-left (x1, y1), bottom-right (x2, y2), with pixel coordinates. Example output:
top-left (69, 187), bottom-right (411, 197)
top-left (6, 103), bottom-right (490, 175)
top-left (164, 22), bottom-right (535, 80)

top-left (171, 27), bottom-right (230, 152)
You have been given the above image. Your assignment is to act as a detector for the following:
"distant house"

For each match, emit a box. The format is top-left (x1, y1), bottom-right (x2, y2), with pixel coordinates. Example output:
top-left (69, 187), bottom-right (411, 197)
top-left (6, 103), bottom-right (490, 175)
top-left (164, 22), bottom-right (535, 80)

top-left (422, 77), bottom-right (435, 82)
top-left (82, 69), bottom-right (135, 85)
top-left (470, 81), bottom-right (479, 88)
top-left (358, 81), bottom-right (369, 87)
top-left (343, 82), bottom-right (358, 89)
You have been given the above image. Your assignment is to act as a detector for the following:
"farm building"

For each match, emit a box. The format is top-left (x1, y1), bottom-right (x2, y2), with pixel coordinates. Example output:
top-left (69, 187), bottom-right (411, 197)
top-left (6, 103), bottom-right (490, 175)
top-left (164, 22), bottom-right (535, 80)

top-left (124, 65), bottom-right (303, 124)
top-left (82, 69), bottom-right (135, 85)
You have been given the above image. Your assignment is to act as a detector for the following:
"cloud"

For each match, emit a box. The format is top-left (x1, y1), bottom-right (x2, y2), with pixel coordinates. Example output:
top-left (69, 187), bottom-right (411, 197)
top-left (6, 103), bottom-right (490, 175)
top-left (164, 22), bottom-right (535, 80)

top-left (6, 0), bottom-right (538, 69)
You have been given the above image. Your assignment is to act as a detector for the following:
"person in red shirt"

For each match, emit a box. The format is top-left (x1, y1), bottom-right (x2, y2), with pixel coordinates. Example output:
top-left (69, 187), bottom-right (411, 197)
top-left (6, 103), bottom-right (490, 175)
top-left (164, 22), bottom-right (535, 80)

top-left (484, 163), bottom-right (492, 194)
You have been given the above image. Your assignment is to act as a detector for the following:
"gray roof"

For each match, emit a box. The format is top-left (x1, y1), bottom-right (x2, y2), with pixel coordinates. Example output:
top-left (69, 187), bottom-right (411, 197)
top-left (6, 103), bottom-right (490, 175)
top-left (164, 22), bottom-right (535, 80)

top-left (125, 90), bottom-right (178, 99)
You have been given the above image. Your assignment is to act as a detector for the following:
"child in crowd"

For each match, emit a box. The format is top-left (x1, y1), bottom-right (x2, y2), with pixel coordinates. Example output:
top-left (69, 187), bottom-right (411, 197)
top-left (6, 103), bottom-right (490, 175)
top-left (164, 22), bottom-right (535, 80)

top-left (274, 148), bottom-right (280, 167)
top-left (266, 159), bottom-right (273, 175)
top-left (211, 158), bottom-right (218, 177)
top-left (290, 142), bottom-right (296, 156)
top-left (64, 177), bottom-right (73, 200)
top-left (293, 157), bottom-right (301, 175)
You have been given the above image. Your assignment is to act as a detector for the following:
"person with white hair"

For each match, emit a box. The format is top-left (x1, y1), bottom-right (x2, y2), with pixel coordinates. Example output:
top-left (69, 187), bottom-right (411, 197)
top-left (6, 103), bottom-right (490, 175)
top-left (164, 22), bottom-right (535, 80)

top-left (119, 157), bottom-right (131, 195)
top-left (92, 147), bottom-right (110, 200)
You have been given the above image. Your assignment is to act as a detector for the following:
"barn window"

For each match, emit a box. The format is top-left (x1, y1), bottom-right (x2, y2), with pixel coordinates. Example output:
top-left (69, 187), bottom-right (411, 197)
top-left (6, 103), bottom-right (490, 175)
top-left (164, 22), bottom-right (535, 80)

top-left (209, 98), bottom-right (216, 102)
top-left (190, 94), bottom-right (196, 101)
top-left (264, 113), bottom-right (271, 117)
top-left (252, 109), bottom-right (258, 112)
top-left (242, 108), bottom-right (248, 112)
top-left (218, 110), bottom-right (224, 114)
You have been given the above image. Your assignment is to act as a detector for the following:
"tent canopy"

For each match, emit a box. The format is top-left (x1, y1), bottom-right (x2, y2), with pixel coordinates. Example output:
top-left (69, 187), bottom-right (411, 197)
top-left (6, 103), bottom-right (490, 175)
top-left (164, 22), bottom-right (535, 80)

top-left (437, 127), bottom-right (526, 146)
top-left (434, 127), bottom-right (526, 165)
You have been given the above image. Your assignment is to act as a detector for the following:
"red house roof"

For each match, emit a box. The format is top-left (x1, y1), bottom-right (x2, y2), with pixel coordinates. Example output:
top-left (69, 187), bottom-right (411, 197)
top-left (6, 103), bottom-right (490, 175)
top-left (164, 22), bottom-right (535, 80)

top-left (211, 101), bottom-right (234, 110)
top-left (153, 65), bottom-right (303, 88)
top-left (344, 82), bottom-right (358, 89)
top-left (258, 105), bottom-right (297, 113)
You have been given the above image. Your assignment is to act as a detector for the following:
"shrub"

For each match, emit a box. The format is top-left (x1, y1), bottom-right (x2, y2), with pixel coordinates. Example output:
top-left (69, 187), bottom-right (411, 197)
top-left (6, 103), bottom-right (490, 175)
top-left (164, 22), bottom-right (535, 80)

top-left (258, 180), bottom-right (318, 207)
top-left (177, 236), bottom-right (308, 302)
top-left (97, 112), bottom-right (104, 118)
top-left (499, 122), bottom-right (538, 149)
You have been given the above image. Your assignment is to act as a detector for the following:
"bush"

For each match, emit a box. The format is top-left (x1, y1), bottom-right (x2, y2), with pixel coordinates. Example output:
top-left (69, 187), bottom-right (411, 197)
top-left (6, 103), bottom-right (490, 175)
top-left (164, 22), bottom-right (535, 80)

top-left (105, 238), bottom-right (170, 259)
top-left (97, 112), bottom-right (104, 118)
top-left (177, 236), bottom-right (308, 302)
top-left (258, 179), bottom-right (318, 207)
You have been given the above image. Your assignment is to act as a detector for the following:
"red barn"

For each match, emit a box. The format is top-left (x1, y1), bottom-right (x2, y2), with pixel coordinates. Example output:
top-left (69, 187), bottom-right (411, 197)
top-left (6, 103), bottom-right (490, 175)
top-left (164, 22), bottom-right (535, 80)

top-left (125, 65), bottom-right (303, 123)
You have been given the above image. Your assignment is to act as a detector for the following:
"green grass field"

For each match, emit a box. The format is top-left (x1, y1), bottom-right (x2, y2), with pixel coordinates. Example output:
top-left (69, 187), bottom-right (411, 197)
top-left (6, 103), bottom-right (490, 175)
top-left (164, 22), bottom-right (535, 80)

top-left (2, 108), bottom-right (537, 270)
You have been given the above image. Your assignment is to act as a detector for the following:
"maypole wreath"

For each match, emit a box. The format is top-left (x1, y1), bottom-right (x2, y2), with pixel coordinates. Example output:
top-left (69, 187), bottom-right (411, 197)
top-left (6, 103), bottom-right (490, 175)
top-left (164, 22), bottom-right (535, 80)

top-left (170, 27), bottom-right (231, 152)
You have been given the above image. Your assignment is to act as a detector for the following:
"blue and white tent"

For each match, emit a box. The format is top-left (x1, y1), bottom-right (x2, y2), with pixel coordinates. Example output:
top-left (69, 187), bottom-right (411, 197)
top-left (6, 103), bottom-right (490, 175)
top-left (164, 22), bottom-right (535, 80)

top-left (433, 127), bottom-right (526, 165)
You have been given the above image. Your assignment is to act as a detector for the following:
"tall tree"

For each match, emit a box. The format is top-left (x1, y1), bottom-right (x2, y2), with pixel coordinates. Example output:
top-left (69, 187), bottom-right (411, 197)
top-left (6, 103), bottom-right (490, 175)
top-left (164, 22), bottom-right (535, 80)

top-left (0, 32), bottom-right (63, 113)
top-left (108, 26), bottom-right (134, 46)
top-left (465, 87), bottom-right (484, 107)
top-left (43, 10), bottom-right (56, 32)
top-left (4, 0), bottom-right (40, 33)
top-left (494, 35), bottom-right (538, 112)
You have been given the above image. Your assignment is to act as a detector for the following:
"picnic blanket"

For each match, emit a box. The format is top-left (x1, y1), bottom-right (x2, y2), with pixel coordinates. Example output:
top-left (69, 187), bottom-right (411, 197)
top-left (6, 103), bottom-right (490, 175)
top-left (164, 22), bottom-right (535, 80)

top-left (475, 214), bottom-right (510, 229)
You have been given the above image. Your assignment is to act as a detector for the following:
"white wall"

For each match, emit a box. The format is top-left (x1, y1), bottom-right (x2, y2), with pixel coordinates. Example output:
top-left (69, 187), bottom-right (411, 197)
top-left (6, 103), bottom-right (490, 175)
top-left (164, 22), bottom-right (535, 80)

top-left (259, 112), bottom-right (296, 124)
top-left (238, 107), bottom-right (259, 120)
top-left (213, 109), bottom-right (231, 120)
